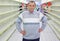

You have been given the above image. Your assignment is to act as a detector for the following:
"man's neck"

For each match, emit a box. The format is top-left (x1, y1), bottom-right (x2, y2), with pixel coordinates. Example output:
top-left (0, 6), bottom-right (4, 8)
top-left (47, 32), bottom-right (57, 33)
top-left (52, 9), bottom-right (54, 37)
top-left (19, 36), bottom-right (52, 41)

top-left (29, 10), bottom-right (34, 14)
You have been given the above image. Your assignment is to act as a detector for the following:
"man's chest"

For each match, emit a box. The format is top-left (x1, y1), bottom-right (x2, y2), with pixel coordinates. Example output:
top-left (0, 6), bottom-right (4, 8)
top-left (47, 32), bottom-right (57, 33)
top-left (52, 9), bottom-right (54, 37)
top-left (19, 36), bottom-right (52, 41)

top-left (23, 12), bottom-right (39, 18)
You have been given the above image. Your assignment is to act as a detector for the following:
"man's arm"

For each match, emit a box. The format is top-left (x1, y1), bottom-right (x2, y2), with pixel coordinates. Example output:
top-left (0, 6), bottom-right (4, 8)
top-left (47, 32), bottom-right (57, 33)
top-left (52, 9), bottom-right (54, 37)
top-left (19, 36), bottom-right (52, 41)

top-left (16, 17), bottom-right (26, 35)
top-left (39, 16), bottom-right (47, 32)
top-left (41, 16), bottom-right (47, 30)
top-left (16, 17), bottom-right (22, 32)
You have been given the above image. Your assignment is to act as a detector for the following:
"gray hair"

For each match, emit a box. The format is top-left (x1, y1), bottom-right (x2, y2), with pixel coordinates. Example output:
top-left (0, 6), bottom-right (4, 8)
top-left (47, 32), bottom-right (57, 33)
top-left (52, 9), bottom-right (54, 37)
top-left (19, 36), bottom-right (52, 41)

top-left (28, 1), bottom-right (36, 5)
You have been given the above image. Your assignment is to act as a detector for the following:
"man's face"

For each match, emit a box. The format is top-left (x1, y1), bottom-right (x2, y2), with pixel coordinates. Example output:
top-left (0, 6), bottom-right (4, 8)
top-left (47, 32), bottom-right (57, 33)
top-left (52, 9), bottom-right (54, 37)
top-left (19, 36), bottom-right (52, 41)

top-left (27, 2), bottom-right (36, 13)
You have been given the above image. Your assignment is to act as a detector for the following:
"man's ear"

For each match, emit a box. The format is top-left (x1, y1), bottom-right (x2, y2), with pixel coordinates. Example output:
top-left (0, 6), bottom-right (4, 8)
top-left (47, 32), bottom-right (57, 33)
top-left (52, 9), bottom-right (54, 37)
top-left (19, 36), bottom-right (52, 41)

top-left (27, 4), bottom-right (29, 8)
top-left (33, 5), bottom-right (36, 9)
top-left (34, 5), bottom-right (36, 8)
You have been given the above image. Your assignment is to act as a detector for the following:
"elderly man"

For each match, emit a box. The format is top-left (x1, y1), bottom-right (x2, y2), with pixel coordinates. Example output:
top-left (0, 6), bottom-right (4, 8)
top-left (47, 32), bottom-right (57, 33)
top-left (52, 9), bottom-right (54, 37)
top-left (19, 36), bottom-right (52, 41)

top-left (16, 1), bottom-right (47, 41)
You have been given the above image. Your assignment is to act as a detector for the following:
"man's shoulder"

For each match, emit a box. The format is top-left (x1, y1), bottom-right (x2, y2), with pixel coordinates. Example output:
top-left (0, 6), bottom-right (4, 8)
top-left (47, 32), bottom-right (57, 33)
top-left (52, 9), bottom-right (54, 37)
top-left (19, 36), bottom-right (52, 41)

top-left (19, 11), bottom-right (28, 17)
top-left (22, 11), bottom-right (28, 14)
top-left (34, 10), bottom-right (40, 15)
top-left (42, 15), bottom-right (47, 21)
top-left (34, 11), bottom-right (43, 15)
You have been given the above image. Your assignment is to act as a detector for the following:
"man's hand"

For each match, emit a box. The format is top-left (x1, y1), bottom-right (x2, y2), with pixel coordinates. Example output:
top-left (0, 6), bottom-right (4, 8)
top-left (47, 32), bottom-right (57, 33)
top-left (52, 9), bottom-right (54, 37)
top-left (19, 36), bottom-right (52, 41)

top-left (20, 30), bottom-right (26, 36)
top-left (38, 28), bottom-right (43, 33)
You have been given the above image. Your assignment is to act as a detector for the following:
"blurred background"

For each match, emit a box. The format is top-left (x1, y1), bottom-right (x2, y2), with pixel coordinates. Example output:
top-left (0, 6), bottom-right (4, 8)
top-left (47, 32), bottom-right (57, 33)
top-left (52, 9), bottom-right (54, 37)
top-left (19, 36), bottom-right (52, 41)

top-left (0, 0), bottom-right (60, 41)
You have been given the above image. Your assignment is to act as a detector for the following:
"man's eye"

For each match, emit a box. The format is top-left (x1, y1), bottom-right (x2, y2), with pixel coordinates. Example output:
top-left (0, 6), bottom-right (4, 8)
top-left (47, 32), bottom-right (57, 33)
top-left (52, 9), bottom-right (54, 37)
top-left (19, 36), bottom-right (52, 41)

top-left (33, 5), bottom-right (34, 7)
top-left (29, 5), bottom-right (31, 6)
top-left (29, 5), bottom-right (35, 7)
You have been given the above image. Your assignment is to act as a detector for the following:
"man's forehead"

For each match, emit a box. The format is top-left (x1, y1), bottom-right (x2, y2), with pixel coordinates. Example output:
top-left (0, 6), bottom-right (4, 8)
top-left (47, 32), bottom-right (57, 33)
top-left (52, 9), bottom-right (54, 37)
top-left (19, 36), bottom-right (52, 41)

top-left (28, 2), bottom-right (36, 6)
top-left (28, 2), bottom-right (35, 5)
